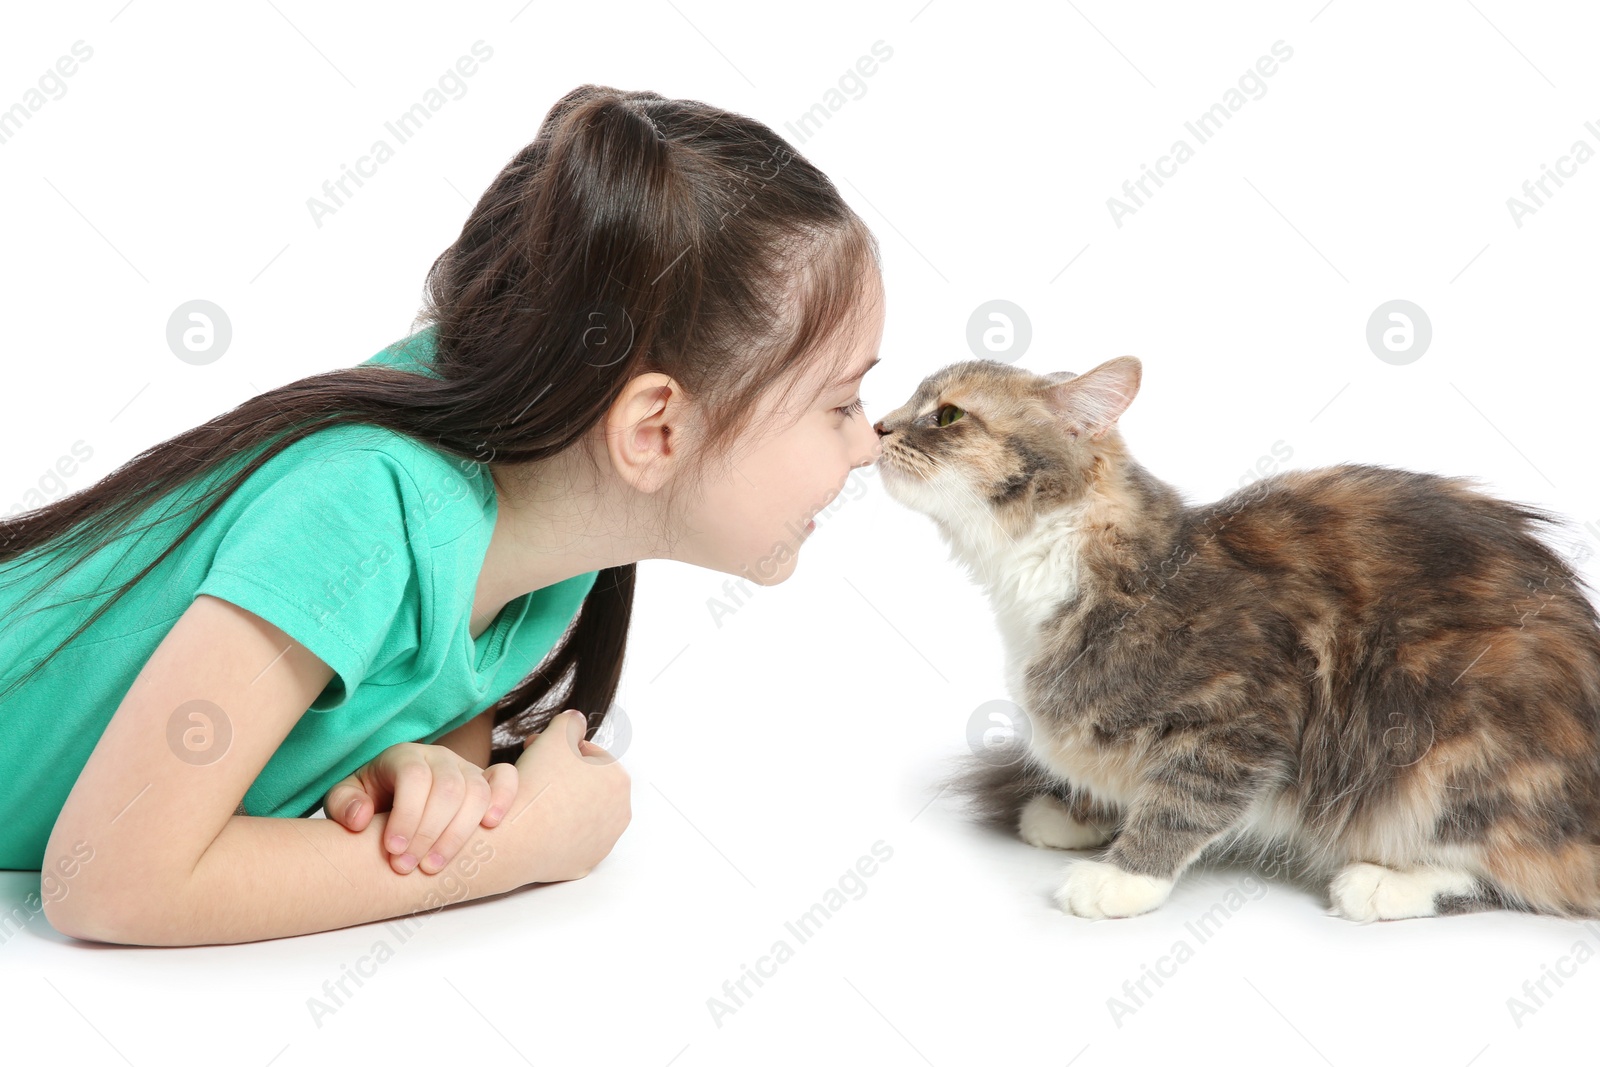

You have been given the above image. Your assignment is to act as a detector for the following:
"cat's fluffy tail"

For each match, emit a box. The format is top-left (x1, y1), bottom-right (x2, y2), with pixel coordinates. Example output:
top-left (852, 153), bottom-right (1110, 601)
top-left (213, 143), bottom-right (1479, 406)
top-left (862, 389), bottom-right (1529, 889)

top-left (936, 740), bottom-right (1070, 833)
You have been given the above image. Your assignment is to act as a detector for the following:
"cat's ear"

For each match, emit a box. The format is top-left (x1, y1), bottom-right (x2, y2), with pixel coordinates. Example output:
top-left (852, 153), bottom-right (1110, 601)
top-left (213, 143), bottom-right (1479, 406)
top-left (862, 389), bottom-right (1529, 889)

top-left (1042, 356), bottom-right (1141, 439)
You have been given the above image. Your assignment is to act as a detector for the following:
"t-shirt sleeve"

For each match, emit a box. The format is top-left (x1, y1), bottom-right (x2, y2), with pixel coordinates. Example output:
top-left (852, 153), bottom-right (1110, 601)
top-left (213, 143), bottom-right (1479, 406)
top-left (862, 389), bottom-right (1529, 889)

top-left (193, 445), bottom-right (420, 711)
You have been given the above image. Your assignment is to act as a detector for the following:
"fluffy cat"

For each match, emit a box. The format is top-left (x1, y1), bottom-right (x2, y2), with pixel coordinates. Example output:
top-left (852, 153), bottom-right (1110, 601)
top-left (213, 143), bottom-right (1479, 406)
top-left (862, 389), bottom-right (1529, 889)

top-left (873, 355), bottom-right (1600, 922)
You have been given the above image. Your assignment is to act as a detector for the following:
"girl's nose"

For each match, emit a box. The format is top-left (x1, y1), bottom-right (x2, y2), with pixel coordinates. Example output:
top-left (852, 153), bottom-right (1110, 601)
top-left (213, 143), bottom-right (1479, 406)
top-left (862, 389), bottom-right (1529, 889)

top-left (852, 421), bottom-right (885, 469)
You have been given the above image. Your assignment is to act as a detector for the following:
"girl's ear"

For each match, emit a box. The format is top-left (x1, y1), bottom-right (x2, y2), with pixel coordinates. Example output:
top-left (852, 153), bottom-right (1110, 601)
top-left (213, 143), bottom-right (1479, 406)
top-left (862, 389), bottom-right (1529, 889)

top-left (1041, 356), bottom-right (1141, 439)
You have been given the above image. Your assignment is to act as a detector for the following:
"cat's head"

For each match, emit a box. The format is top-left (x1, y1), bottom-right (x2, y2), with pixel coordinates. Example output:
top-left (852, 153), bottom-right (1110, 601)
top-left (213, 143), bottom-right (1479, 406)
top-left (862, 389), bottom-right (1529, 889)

top-left (873, 355), bottom-right (1142, 545)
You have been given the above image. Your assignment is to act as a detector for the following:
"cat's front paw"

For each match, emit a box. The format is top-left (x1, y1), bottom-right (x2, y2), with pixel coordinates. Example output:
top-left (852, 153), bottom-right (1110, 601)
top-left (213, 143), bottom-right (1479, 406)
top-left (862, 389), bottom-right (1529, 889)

top-left (1018, 794), bottom-right (1113, 850)
top-left (1052, 858), bottom-right (1174, 919)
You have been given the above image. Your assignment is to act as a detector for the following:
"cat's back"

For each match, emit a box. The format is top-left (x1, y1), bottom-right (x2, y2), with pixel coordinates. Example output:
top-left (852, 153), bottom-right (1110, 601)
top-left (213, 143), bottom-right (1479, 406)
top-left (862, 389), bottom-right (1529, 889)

top-left (1201, 462), bottom-right (1582, 596)
top-left (1213, 461), bottom-right (1522, 537)
top-left (1186, 462), bottom-right (1600, 698)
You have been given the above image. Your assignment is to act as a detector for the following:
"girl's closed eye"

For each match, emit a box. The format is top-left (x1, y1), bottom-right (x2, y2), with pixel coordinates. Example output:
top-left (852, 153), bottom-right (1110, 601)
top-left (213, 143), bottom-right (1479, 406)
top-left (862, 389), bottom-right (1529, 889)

top-left (835, 397), bottom-right (866, 419)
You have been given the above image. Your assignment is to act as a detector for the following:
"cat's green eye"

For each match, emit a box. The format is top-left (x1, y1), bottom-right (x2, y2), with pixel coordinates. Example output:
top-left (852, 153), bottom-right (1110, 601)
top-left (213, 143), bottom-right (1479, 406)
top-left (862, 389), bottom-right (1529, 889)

top-left (936, 404), bottom-right (965, 428)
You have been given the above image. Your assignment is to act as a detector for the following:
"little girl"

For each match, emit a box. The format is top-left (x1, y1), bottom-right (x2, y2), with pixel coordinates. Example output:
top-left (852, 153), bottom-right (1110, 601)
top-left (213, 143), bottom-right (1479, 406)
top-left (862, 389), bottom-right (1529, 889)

top-left (0, 84), bottom-right (885, 945)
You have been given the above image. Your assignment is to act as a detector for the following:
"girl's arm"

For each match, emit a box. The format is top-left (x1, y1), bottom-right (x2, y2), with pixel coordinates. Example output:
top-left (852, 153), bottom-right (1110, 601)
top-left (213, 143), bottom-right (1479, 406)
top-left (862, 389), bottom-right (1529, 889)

top-left (152, 793), bottom-right (529, 945)
top-left (41, 595), bottom-right (541, 946)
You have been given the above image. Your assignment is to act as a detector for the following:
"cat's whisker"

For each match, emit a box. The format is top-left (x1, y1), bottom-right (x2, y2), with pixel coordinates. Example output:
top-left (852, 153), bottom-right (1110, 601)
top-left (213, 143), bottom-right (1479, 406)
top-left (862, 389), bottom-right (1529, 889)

top-left (889, 450), bottom-right (1023, 553)
top-left (933, 470), bottom-right (1026, 550)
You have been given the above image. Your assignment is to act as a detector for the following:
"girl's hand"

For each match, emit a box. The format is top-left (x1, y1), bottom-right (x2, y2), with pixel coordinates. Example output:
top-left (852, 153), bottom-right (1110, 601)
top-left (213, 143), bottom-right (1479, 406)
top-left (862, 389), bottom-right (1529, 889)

top-left (511, 709), bottom-right (632, 884)
top-left (323, 742), bottom-right (518, 875)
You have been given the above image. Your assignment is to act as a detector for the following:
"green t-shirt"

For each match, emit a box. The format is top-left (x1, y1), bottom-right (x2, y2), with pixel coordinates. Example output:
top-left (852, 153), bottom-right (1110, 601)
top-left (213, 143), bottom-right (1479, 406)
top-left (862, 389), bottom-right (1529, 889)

top-left (0, 328), bottom-right (598, 870)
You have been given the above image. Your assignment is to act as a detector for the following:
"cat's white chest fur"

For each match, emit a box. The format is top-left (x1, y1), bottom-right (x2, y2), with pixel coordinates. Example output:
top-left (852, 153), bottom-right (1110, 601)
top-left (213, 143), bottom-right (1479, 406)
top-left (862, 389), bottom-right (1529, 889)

top-left (947, 503), bottom-right (1089, 696)
top-left (948, 509), bottom-right (1083, 718)
top-left (946, 503), bottom-right (1143, 809)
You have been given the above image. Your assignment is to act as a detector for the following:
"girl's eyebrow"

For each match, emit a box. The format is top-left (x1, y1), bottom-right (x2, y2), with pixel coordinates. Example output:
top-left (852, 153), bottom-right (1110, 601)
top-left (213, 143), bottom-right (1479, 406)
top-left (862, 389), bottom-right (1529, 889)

top-left (828, 356), bottom-right (881, 390)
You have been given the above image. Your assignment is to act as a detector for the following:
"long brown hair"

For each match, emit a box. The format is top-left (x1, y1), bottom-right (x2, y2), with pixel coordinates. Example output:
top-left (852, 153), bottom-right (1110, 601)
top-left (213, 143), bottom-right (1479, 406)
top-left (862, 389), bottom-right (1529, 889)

top-left (0, 84), bottom-right (881, 764)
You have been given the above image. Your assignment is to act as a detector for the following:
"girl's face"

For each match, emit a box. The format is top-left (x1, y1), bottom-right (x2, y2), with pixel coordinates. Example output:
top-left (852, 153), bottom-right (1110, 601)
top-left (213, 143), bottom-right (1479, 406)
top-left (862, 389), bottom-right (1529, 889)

top-left (683, 282), bottom-right (885, 585)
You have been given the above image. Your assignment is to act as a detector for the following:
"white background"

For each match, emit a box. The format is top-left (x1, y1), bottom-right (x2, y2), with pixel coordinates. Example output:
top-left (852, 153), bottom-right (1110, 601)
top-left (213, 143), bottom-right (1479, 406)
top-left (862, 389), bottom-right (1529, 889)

top-left (3, 1), bottom-right (1599, 1063)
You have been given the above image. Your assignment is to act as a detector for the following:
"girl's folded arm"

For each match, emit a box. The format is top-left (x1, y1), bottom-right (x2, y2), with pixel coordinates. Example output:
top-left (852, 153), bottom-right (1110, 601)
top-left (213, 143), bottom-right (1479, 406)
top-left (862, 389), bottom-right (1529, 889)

top-left (41, 594), bottom-right (532, 946)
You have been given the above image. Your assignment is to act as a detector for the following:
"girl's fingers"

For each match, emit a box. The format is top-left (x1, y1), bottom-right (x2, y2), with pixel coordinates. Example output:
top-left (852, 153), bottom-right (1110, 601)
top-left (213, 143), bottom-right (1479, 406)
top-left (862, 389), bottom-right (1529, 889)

top-left (415, 771), bottom-right (491, 875)
top-left (383, 757), bottom-right (436, 866)
top-left (402, 753), bottom-right (477, 874)
top-left (481, 763), bottom-right (518, 828)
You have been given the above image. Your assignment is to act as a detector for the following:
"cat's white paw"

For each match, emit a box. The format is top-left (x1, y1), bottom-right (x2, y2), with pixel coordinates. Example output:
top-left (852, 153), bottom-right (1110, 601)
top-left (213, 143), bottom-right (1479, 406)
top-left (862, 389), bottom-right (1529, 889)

top-left (1018, 794), bottom-right (1112, 850)
top-left (1328, 862), bottom-right (1479, 922)
top-left (1052, 858), bottom-right (1174, 919)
